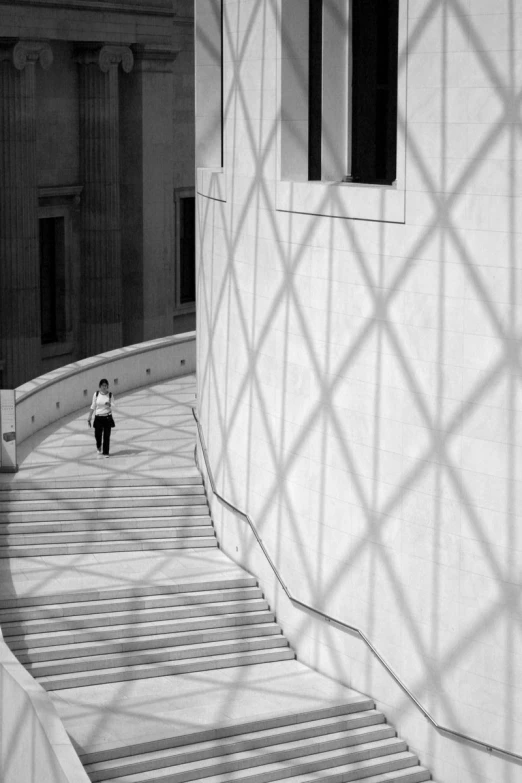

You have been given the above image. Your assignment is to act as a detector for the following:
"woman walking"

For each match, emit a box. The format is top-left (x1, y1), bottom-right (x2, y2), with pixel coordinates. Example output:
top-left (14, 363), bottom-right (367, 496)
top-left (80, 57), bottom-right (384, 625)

top-left (87, 378), bottom-right (115, 458)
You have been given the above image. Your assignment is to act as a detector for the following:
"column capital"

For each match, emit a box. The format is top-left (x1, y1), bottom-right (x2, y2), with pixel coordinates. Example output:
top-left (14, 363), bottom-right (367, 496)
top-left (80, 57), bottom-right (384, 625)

top-left (0, 40), bottom-right (53, 71)
top-left (76, 44), bottom-right (134, 74)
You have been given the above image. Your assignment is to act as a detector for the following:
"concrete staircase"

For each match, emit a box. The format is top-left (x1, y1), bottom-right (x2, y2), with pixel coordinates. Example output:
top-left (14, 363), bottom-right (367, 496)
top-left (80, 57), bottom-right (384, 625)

top-left (0, 475), bottom-right (432, 783)
top-left (0, 478), bottom-right (293, 689)
top-left (0, 479), bottom-right (216, 558)
top-left (80, 700), bottom-right (431, 783)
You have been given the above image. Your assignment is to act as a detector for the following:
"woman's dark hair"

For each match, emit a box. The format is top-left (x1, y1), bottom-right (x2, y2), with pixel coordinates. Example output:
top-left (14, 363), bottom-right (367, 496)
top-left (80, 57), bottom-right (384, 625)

top-left (99, 378), bottom-right (109, 387)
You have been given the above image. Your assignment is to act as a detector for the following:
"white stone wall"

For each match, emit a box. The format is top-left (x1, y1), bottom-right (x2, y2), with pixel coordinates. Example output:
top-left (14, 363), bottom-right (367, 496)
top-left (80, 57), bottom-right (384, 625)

top-left (196, 2), bottom-right (522, 781)
top-left (0, 632), bottom-right (89, 783)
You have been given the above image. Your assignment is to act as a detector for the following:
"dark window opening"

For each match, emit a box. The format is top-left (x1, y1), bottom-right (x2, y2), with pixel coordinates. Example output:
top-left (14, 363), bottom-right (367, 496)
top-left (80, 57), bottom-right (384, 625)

top-left (179, 197), bottom-right (196, 305)
top-left (220, 0), bottom-right (224, 168)
top-left (308, 0), bottom-right (323, 181)
top-left (308, 0), bottom-right (399, 185)
top-left (39, 217), bottom-right (66, 344)
top-left (351, 0), bottom-right (399, 184)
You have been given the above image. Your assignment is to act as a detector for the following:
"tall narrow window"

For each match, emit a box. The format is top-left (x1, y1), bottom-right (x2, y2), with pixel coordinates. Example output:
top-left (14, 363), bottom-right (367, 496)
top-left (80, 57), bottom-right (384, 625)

top-left (39, 217), bottom-right (66, 344)
top-left (179, 197), bottom-right (196, 305)
top-left (308, 0), bottom-right (399, 185)
top-left (220, 0), bottom-right (224, 168)
top-left (351, 0), bottom-right (399, 184)
top-left (308, 0), bottom-right (323, 181)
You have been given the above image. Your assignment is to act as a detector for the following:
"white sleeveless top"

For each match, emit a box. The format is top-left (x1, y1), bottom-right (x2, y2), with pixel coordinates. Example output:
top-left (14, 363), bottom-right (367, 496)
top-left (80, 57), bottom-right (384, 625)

top-left (90, 391), bottom-right (114, 417)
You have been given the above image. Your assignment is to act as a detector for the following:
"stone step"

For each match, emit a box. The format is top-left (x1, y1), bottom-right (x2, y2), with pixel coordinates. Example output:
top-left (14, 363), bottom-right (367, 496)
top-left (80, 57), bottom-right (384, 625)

top-left (85, 715), bottom-right (390, 782)
top-left (7, 609), bottom-right (276, 651)
top-left (95, 743), bottom-right (413, 783)
top-left (7, 610), bottom-right (276, 649)
top-left (269, 764), bottom-right (431, 783)
top-left (0, 503), bottom-right (209, 521)
top-left (28, 635), bottom-right (290, 678)
top-left (38, 647), bottom-right (296, 690)
top-left (0, 586), bottom-right (263, 622)
top-left (0, 420), bottom-right (431, 783)
top-left (0, 536), bottom-right (217, 558)
top-left (0, 525), bottom-right (213, 547)
top-left (0, 473), bottom-right (202, 491)
top-left (80, 698), bottom-right (376, 765)
top-left (0, 575), bottom-right (257, 610)
top-left (0, 484), bottom-right (205, 503)
top-left (0, 493), bottom-right (206, 514)
top-left (14, 622), bottom-right (282, 663)
top-left (0, 515), bottom-right (212, 535)
top-left (170, 733), bottom-right (400, 781)
top-left (1, 598), bottom-right (271, 636)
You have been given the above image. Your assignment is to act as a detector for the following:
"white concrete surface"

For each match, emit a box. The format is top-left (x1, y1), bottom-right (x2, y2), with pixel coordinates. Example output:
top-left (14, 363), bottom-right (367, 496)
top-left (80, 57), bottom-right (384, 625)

top-left (1, 375), bottom-right (367, 767)
top-left (195, 2), bottom-right (522, 781)
top-left (54, 659), bottom-right (367, 758)
top-left (0, 630), bottom-right (90, 783)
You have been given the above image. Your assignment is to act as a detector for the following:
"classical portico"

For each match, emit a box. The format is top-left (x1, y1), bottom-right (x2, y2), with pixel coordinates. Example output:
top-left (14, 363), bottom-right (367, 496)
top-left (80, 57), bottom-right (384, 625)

top-left (0, 1), bottom-right (195, 388)
top-left (0, 40), bottom-right (53, 387)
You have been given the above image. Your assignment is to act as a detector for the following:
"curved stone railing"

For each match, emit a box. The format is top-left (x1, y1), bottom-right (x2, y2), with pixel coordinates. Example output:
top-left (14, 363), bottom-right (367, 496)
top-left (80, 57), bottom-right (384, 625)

top-left (0, 333), bottom-right (196, 781)
top-left (15, 332), bottom-right (195, 444)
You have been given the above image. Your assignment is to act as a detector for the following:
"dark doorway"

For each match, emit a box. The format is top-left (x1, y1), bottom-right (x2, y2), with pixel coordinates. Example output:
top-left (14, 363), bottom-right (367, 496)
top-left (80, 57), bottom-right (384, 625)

top-left (179, 196), bottom-right (196, 305)
top-left (39, 217), bottom-right (66, 344)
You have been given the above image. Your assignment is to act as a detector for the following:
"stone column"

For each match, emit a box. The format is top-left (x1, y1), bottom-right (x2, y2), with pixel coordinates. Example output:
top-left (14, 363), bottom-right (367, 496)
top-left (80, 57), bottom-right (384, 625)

top-left (0, 40), bottom-right (53, 388)
top-left (121, 45), bottom-right (177, 345)
top-left (76, 45), bottom-right (133, 358)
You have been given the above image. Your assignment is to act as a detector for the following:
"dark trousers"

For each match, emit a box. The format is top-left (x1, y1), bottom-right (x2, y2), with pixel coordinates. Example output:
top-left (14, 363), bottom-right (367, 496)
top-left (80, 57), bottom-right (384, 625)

top-left (94, 416), bottom-right (112, 455)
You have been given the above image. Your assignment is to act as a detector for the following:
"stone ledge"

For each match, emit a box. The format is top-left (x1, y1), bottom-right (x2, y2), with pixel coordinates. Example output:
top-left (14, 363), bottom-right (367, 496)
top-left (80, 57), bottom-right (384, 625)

top-left (0, 0), bottom-right (176, 17)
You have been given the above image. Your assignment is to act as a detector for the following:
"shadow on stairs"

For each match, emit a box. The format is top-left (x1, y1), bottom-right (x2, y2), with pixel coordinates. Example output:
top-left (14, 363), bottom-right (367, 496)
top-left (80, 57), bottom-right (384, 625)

top-left (0, 474), bottom-right (432, 783)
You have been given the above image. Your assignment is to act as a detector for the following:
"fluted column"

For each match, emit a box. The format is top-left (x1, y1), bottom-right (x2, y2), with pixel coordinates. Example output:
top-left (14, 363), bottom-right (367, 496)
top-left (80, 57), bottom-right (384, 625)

top-left (121, 45), bottom-right (177, 344)
top-left (0, 40), bottom-right (53, 388)
top-left (77, 45), bottom-right (133, 357)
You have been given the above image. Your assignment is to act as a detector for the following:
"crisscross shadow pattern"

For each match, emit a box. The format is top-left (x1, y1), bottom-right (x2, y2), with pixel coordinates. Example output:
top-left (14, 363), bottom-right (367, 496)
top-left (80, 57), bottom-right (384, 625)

top-left (196, 1), bottom-right (522, 782)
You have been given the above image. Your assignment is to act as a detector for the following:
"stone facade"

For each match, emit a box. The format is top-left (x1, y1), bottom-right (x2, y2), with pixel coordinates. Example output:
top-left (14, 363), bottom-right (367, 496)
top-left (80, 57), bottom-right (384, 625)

top-left (0, 0), bottom-right (195, 387)
top-left (196, 2), bottom-right (522, 782)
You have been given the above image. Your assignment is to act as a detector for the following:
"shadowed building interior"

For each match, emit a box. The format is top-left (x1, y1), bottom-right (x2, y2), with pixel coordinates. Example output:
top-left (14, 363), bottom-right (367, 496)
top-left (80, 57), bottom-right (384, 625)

top-left (0, 0), bottom-right (196, 388)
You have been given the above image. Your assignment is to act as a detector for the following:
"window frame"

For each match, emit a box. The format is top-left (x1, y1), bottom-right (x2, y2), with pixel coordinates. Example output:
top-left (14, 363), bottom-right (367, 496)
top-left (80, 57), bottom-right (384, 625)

top-left (195, 0), bottom-right (227, 203)
top-left (277, 0), bottom-right (408, 224)
top-left (174, 187), bottom-right (197, 315)
top-left (37, 199), bottom-right (76, 358)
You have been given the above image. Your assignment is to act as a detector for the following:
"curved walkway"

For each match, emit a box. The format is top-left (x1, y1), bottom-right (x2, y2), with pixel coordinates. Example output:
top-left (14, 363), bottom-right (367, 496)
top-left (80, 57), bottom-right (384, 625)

top-left (4, 374), bottom-right (199, 488)
top-left (0, 376), bottom-right (362, 764)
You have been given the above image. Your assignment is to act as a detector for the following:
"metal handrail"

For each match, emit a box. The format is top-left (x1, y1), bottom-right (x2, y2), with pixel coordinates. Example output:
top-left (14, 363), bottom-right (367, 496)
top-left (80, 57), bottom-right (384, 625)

top-left (192, 406), bottom-right (522, 765)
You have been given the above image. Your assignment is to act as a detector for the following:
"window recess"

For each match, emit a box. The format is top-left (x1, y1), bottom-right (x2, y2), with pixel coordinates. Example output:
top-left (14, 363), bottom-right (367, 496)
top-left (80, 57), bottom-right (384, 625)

top-left (40, 216), bottom-right (66, 345)
top-left (174, 188), bottom-right (196, 314)
top-left (179, 196), bottom-right (196, 306)
top-left (308, 0), bottom-right (399, 185)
